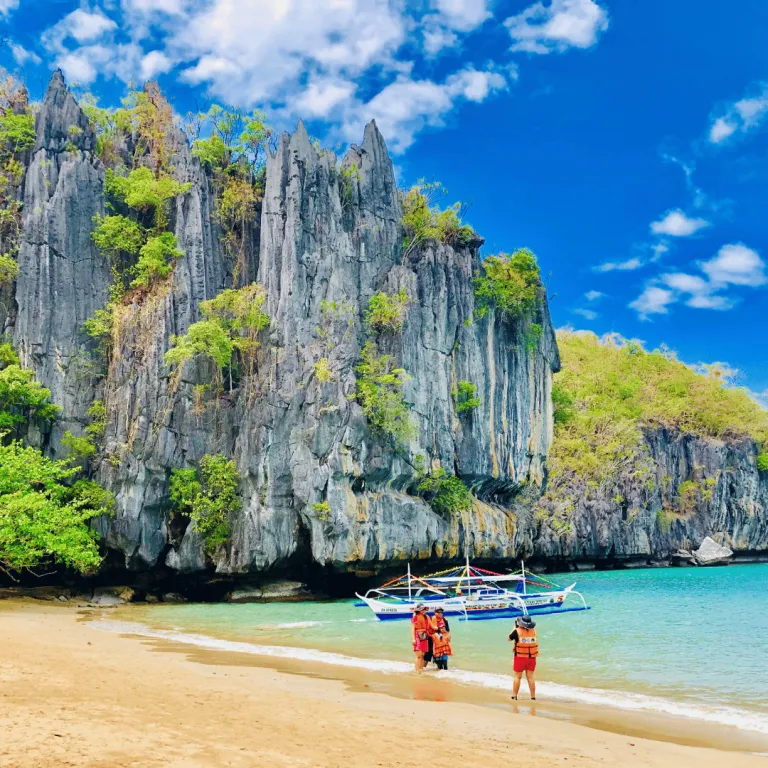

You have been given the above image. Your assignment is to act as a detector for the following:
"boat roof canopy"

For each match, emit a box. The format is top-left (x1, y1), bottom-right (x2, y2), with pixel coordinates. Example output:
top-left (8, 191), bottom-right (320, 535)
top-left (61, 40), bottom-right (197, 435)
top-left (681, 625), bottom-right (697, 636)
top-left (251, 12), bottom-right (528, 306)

top-left (378, 563), bottom-right (561, 591)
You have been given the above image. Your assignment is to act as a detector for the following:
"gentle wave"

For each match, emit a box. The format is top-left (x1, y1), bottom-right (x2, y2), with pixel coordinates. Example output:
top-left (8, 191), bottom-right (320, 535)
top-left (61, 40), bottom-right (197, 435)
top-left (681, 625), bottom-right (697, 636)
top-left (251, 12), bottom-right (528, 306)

top-left (92, 619), bottom-right (768, 736)
top-left (269, 621), bottom-right (326, 629)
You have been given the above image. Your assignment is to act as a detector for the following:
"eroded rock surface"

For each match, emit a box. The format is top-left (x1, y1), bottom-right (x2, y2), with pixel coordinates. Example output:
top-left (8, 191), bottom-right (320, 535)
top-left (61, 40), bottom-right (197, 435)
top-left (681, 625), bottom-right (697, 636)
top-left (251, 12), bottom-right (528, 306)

top-left (8, 73), bottom-right (765, 581)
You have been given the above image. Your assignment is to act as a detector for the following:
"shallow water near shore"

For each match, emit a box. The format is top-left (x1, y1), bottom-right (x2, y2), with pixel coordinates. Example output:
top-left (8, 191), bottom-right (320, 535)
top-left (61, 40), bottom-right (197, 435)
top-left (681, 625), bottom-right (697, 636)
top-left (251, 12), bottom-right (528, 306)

top-left (103, 564), bottom-right (768, 737)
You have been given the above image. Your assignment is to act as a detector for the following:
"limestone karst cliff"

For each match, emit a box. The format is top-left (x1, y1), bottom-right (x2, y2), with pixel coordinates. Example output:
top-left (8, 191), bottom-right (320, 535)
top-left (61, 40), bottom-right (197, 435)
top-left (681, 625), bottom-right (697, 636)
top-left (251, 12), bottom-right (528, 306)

top-left (5, 73), bottom-right (559, 579)
top-left (3, 72), bottom-right (766, 586)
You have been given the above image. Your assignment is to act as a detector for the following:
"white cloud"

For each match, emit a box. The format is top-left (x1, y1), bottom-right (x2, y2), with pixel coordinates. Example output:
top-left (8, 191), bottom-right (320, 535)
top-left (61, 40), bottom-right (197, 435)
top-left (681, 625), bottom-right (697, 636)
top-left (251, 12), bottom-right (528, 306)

top-left (434, 0), bottom-right (492, 31)
top-left (505, 0), bottom-right (608, 54)
top-left (32, 0), bottom-right (567, 151)
top-left (661, 272), bottom-right (710, 295)
top-left (594, 257), bottom-right (644, 273)
top-left (709, 117), bottom-right (736, 144)
top-left (708, 82), bottom-right (768, 145)
top-left (341, 67), bottom-right (507, 152)
top-left (42, 8), bottom-right (127, 83)
top-left (10, 43), bottom-right (42, 66)
top-left (700, 243), bottom-right (766, 287)
top-left (660, 272), bottom-right (733, 311)
top-left (55, 42), bottom-right (147, 85)
top-left (685, 293), bottom-right (734, 310)
top-left (650, 208), bottom-right (709, 237)
top-left (140, 50), bottom-right (173, 80)
top-left (584, 290), bottom-right (604, 301)
top-left (423, 24), bottom-right (459, 56)
top-left (122, 0), bottom-right (185, 14)
top-left (0, 0), bottom-right (19, 17)
top-left (172, 0), bottom-right (407, 107)
top-left (635, 243), bottom-right (766, 318)
top-left (294, 77), bottom-right (357, 119)
top-left (629, 285), bottom-right (677, 320)
top-left (44, 9), bottom-right (118, 47)
top-left (573, 308), bottom-right (597, 320)
top-left (56, 49), bottom-right (101, 84)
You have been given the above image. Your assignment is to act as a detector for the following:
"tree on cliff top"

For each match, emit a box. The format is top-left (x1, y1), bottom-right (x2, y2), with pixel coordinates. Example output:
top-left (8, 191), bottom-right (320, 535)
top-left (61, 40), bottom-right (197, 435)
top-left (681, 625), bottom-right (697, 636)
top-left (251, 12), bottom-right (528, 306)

top-left (401, 180), bottom-right (475, 261)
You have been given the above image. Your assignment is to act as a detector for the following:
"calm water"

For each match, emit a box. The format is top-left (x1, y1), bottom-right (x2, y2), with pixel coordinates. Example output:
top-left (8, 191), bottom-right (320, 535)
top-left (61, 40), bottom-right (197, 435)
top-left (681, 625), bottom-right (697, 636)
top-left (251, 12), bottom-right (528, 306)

top-left (98, 564), bottom-right (768, 734)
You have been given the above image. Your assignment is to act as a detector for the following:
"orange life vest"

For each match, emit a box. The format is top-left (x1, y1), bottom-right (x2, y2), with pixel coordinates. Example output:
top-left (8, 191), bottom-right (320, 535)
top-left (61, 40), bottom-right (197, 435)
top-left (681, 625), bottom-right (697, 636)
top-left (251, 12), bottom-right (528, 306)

top-left (412, 613), bottom-right (431, 640)
top-left (514, 627), bottom-right (539, 658)
top-left (433, 631), bottom-right (452, 657)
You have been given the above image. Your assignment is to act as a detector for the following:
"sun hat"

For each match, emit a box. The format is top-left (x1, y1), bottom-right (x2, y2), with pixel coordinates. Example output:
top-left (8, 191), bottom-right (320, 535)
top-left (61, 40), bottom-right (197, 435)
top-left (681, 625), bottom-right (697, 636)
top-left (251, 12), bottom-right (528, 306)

top-left (515, 615), bottom-right (536, 629)
top-left (435, 607), bottom-right (444, 613)
top-left (414, 603), bottom-right (427, 612)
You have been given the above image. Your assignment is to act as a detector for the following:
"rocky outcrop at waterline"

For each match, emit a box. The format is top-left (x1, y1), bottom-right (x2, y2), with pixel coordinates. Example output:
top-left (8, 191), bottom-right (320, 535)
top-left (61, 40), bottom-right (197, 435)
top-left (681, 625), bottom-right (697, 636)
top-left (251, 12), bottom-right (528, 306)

top-left (4, 72), bottom-right (766, 587)
top-left (525, 427), bottom-right (768, 568)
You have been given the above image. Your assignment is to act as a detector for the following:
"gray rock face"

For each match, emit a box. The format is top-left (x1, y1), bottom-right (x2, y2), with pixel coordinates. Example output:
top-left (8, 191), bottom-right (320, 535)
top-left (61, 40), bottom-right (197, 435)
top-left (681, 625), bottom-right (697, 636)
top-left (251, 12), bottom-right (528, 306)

top-left (13, 72), bottom-right (111, 451)
top-left (18, 78), bottom-right (557, 576)
top-left (528, 427), bottom-right (768, 564)
top-left (11, 73), bottom-right (764, 582)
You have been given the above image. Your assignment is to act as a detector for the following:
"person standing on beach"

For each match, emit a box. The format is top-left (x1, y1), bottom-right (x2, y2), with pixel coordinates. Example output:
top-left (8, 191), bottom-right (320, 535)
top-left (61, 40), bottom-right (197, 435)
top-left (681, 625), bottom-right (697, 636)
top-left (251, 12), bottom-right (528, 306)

top-left (411, 604), bottom-right (432, 673)
top-left (432, 607), bottom-right (452, 670)
top-left (508, 615), bottom-right (538, 700)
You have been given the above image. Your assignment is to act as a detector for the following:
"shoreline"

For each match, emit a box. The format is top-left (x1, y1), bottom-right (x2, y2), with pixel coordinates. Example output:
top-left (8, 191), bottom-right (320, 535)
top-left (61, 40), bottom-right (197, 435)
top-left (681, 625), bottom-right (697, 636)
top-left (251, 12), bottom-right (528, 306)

top-left (94, 609), bottom-right (768, 750)
top-left (1, 599), bottom-right (766, 767)
top-left (3, 557), bottom-right (768, 605)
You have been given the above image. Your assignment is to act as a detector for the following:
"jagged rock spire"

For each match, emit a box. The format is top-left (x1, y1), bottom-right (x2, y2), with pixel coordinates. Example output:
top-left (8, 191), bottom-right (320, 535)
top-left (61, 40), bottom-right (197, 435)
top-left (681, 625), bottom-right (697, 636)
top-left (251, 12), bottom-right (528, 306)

top-left (35, 70), bottom-right (94, 153)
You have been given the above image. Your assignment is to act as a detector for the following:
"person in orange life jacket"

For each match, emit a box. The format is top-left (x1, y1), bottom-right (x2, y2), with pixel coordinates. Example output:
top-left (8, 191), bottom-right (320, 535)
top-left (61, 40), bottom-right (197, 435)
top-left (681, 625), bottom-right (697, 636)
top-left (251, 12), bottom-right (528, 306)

top-left (432, 607), bottom-right (452, 670)
top-left (411, 604), bottom-right (433, 673)
top-left (508, 615), bottom-right (538, 700)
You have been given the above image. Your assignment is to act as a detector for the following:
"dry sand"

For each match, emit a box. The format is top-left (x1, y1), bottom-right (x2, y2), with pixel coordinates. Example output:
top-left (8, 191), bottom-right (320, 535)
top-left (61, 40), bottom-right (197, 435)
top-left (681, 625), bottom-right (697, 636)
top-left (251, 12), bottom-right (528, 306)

top-left (0, 599), bottom-right (765, 768)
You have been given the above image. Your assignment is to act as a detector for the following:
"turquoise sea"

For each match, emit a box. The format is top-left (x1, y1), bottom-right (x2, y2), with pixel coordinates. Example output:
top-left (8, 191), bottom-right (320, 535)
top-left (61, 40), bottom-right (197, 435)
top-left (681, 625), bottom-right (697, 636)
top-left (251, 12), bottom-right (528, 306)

top-left (96, 564), bottom-right (768, 735)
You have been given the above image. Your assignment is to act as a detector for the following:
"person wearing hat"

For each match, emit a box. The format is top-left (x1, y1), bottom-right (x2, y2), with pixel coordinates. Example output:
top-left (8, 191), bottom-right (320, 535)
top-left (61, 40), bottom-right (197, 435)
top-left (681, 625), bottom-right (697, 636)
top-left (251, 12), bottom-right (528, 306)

top-left (411, 604), bottom-right (433, 673)
top-left (508, 615), bottom-right (538, 699)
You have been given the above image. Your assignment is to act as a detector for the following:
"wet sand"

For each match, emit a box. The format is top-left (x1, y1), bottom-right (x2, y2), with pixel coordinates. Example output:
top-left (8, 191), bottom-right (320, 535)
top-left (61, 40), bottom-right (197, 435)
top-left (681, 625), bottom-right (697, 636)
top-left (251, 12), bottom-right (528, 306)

top-left (1, 599), bottom-right (766, 768)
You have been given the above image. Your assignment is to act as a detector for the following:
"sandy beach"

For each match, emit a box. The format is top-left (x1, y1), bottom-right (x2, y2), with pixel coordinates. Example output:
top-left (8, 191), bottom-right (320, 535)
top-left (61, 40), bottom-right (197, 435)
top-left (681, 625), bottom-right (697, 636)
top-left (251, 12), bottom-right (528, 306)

top-left (1, 599), bottom-right (765, 768)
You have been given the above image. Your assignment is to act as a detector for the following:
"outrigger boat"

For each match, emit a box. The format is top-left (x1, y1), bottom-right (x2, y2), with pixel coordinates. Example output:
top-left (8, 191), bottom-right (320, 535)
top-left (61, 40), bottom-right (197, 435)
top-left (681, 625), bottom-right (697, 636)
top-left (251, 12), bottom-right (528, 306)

top-left (355, 559), bottom-right (589, 621)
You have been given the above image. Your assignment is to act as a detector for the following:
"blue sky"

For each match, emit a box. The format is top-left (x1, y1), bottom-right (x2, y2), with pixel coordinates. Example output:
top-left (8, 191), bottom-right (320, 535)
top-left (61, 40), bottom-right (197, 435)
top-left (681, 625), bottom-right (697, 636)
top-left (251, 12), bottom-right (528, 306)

top-left (2, 0), bottom-right (767, 401)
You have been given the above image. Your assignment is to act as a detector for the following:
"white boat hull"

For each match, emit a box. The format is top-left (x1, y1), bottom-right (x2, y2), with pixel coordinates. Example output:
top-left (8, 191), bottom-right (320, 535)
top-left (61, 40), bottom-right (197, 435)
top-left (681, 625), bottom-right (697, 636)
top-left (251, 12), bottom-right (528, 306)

top-left (356, 588), bottom-right (586, 621)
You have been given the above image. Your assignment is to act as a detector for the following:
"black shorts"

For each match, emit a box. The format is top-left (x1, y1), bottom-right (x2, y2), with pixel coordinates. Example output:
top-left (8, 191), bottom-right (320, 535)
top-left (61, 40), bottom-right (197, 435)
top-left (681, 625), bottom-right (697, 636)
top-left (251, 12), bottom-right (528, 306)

top-left (423, 636), bottom-right (434, 662)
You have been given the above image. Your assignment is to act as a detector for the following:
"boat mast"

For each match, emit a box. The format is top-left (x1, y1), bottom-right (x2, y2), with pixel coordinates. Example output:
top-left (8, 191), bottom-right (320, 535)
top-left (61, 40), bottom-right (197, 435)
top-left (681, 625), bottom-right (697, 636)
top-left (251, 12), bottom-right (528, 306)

top-left (465, 550), bottom-right (471, 594)
top-left (521, 559), bottom-right (527, 595)
top-left (407, 563), bottom-right (412, 599)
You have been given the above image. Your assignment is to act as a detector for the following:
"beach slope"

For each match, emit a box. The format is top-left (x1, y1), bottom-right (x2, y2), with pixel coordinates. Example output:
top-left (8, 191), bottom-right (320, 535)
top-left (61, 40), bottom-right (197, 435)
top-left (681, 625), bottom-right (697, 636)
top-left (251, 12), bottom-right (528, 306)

top-left (0, 601), bottom-right (763, 768)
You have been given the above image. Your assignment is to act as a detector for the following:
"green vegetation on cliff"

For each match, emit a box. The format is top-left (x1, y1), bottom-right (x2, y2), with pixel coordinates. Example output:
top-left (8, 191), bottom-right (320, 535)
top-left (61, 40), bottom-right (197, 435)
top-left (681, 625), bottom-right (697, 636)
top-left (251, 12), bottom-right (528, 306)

top-left (453, 380), bottom-right (481, 414)
top-left (165, 282), bottom-right (270, 389)
top-left (0, 347), bottom-right (60, 437)
top-left (547, 331), bottom-right (768, 497)
top-left (0, 72), bottom-right (33, 282)
top-left (190, 105), bottom-right (271, 285)
top-left (0, 346), bottom-right (115, 578)
top-left (417, 468), bottom-right (473, 518)
top-left (93, 167), bottom-right (189, 293)
top-left (401, 181), bottom-right (475, 259)
top-left (170, 455), bottom-right (241, 553)
top-left (354, 341), bottom-right (415, 443)
top-left (364, 289), bottom-right (409, 333)
top-left (0, 441), bottom-right (115, 578)
top-left (474, 249), bottom-right (541, 320)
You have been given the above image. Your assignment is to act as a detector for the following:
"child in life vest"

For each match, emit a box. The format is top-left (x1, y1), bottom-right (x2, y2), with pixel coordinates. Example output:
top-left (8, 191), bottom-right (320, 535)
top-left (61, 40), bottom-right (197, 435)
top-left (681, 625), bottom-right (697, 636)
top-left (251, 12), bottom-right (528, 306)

top-left (432, 607), bottom-right (452, 670)
top-left (508, 615), bottom-right (538, 699)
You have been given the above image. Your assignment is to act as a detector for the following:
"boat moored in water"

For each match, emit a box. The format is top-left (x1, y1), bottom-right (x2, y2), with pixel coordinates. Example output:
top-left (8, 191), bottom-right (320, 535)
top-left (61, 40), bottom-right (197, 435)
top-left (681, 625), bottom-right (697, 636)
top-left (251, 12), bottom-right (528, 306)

top-left (355, 560), bottom-right (589, 621)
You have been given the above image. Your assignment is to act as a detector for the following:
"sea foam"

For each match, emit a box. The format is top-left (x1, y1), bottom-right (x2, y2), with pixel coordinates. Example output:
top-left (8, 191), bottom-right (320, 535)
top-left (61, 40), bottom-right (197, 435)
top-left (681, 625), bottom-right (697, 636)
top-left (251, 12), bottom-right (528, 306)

top-left (91, 619), bottom-right (768, 736)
